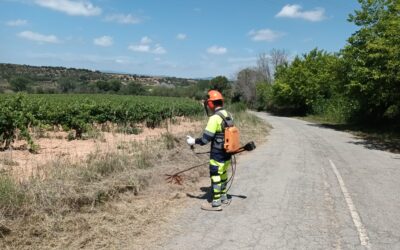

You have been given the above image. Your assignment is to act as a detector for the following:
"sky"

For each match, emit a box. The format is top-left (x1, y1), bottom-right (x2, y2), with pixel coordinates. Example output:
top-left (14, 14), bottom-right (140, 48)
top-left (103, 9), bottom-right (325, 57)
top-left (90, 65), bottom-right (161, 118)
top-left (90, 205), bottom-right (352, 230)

top-left (0, 0), bottom-right (361, 78)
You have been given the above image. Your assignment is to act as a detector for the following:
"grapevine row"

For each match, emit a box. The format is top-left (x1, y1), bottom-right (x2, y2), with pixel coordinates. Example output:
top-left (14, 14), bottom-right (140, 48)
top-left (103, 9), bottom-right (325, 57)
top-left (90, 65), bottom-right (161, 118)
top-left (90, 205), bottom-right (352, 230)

top-left (0, 94), bottom-right (203, 148)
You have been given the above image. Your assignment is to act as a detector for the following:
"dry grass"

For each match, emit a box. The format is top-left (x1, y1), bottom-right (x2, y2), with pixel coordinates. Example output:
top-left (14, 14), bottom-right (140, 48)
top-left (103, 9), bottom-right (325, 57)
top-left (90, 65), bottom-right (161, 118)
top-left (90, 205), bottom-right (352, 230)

top-left (234, 111), bottom-right (272, 145)
top-left (0, 111), bottom-right (270, 249)
top-left (0, 157), bottom-right (19, 167)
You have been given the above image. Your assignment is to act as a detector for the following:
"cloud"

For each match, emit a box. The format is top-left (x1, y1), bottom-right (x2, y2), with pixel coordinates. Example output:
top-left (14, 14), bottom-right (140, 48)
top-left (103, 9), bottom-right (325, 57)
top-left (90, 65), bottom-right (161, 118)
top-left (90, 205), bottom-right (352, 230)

top-left (176, 33), bottom-right (187, 40)
top-left (152, 44), bottom-right (166, 54)
top-left (140, 36), bottom-right (152, 44)
top-left (128, 44), bottom-right (150, 52)
top-left (128, 36), bottom-right (166, 54)
top-left (6, 19), bottom-right (27, 26)
top-left (27, 52), bottom-right (138, 67)
top-left (114, 57), bottom-right (131, 64)
top-left (276, 4), bottom-right (326, 22)
top-left (207, 45), bottom-right (227, 55)
top-left (34, 0), bottom-right (101, 16)
top-left (105, 13), bottom-right (141, 24)
top-left (18, 30), bottom-right (60, 43)
top-left (94, 36), bottom-right (113, 47)
top-left (248, 29), bottom-right (284, 42)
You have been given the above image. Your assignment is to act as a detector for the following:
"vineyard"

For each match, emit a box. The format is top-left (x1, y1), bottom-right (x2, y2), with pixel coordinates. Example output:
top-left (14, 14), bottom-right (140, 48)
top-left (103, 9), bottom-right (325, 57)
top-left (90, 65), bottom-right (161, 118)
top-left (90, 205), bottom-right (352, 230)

top-left (0, 94), bottom-right (203, 149)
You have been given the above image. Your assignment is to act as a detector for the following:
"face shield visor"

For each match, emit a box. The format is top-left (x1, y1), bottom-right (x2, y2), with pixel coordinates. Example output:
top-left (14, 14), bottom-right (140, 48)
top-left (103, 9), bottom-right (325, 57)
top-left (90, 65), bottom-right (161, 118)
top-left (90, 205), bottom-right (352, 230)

top-left (203, 99), bottom-right (213, 117)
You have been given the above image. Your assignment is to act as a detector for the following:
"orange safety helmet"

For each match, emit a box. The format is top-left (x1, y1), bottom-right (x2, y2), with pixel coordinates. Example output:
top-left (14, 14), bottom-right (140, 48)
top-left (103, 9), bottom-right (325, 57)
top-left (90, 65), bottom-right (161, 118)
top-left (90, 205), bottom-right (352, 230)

top-left (206, 90), bottom-right (224, 110)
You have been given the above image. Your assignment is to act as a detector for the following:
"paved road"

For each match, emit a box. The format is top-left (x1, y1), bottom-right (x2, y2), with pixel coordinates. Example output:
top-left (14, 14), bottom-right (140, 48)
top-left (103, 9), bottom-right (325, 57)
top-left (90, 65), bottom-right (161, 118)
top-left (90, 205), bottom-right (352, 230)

top-left (156, 112), bottom-right (400, 250)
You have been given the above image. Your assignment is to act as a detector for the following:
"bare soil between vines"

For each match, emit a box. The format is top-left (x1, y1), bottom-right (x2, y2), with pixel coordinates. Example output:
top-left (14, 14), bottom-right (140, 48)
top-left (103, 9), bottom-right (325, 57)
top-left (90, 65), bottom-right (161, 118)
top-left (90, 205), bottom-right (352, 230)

top-left (0, 118), bottom-right (201, 180)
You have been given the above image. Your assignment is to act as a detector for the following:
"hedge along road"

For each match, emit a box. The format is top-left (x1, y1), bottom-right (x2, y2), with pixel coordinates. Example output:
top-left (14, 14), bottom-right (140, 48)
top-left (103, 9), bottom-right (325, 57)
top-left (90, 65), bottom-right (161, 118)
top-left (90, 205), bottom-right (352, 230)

top-left (153, 111), bottom-right (400, 250)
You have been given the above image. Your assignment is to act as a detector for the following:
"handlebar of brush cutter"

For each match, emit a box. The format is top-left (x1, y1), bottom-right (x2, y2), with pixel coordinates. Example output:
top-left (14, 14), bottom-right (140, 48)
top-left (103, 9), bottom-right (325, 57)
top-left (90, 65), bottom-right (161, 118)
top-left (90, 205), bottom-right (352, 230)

top-left (190, 141), bottom-right (256, 155)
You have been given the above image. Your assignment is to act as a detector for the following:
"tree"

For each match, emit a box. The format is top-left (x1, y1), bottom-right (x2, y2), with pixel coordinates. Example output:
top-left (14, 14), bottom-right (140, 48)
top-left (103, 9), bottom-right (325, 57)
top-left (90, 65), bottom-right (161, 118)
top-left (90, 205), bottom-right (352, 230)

top-left (272, 49), bottom-right (342, 114)
top-left (109, 79), bottom-right (121, 92)
top-left (121, 82), bottom-right (146, 95)
top-left (342, 0), bottom-right (400, 122)
top-left (254, 50), bottom-right (289, 109)
top-left (58, 77), bottom-right (77, 93)
top-left (210, 76), bottom-right (231, 98)
top-left (96, 80), bottom-right (110, 92)
top-left (255, 81), bottom-right (273, 110)
top-left (210, 76), bottom-right (228, 90)
top-left (10, 77), bottom-right (31, 92)
top-left (256, 53), bottom-right (272, 83)
top-left (255, 50), bottom-right (289, 85)
top-left (235, 68), bottom-right (258, 105)
top-left (270, 49), bottom-right (289, 77)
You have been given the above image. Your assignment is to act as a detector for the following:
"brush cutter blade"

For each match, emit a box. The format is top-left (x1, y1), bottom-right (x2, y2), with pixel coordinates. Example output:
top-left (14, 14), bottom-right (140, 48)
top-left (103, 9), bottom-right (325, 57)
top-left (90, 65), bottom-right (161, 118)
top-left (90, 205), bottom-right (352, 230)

top-left (165, 174), bottom-right (183, 185)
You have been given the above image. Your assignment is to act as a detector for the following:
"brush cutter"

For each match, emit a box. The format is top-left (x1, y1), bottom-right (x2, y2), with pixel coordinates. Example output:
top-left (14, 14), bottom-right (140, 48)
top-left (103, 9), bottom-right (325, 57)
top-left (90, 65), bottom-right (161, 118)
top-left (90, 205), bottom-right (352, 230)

top-left (165, 141), bottom-right (256, 185)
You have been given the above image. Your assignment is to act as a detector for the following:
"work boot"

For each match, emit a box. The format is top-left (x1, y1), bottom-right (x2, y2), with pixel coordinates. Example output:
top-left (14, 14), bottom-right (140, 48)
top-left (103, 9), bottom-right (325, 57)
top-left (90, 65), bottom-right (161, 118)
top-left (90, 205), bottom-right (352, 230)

top-left (201, 200), bottom-right (222, 211)
top-left (212, 199), bottom-right (221, 207)
top-left (221, 194), bottom-right (231, 205)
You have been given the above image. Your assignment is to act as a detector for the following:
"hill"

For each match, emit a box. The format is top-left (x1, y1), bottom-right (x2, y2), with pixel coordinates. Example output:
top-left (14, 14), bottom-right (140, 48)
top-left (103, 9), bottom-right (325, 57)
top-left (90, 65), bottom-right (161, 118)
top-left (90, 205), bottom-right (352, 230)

top-left (0, 63), bottom-right (198, 94)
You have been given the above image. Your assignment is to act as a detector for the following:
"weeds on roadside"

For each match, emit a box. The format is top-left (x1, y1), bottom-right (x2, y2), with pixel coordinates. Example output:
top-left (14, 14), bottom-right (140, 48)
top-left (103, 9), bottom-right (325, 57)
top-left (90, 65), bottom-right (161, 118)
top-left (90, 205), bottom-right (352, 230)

top-left (0, 157), bottom-right (19, 167)
top-left (0, 109), bottom-right (272, 250)
top-left (162, 132), bottom-right (179, 150)
top-left (0, 111), bottom-right (269, 221)
top-left (0, 174), bottom-right (26, 217)
top-left (136, 151), bottom-right (153, 169)
top-left (115, 125), bottom-right (142, 135)
top-left (233, 111), bottom-right (270, 144)
top-left (83, 128), bottom-right (105, 141)
top-left (86, 152), bottom-right (128, 177)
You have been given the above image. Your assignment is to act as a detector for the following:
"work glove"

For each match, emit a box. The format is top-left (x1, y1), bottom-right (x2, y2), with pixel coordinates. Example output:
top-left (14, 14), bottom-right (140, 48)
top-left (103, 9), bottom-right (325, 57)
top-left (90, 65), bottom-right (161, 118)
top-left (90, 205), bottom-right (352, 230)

top-left (186, 135), bottom-right (195, 146)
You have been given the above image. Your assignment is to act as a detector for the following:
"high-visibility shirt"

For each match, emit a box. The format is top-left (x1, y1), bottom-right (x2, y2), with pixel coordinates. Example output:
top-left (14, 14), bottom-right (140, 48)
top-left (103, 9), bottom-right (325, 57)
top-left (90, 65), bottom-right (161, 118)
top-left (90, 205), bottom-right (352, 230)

top-left (195, 107), bottom-right (230, 146)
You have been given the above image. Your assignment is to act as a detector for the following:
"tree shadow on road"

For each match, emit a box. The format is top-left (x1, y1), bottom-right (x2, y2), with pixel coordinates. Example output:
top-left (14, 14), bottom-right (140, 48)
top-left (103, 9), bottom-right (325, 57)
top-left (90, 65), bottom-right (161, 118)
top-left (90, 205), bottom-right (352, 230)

top-left (307, 123), bottom-right (400, 154)
top-left (186, 187), bottom-right (247, 202)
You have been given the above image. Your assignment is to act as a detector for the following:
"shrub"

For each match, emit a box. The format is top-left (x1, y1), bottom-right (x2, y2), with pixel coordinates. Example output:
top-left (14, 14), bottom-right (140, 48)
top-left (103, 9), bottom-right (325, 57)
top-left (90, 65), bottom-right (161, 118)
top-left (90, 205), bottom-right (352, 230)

top-left (227, 102), bottom-right (247, 113)
top-left (312, 95), bottom-right (359, 123)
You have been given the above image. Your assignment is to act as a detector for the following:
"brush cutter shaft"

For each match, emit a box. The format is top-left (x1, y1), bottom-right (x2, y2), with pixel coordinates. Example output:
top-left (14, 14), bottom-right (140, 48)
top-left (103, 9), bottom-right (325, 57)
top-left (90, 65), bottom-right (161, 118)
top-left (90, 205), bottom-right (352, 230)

top-left (165, 141), bottom-right (256, 185)
top-left (167, 161), bottom-right (208, 176)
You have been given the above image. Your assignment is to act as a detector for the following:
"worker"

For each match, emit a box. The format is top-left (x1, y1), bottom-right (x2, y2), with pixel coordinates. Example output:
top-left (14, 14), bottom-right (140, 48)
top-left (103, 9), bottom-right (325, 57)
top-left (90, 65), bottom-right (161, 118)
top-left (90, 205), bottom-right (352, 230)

top-left (186, 90), bottom-right (232, 211)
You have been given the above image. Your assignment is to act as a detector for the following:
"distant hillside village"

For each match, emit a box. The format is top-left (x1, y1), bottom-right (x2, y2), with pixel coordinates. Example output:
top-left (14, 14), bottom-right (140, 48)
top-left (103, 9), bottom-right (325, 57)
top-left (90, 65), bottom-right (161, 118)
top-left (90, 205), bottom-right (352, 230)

top-left (0, 63), bottom-right (200, 95)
